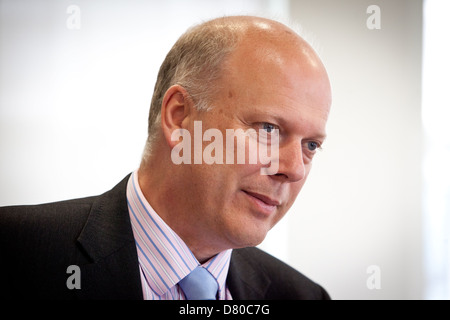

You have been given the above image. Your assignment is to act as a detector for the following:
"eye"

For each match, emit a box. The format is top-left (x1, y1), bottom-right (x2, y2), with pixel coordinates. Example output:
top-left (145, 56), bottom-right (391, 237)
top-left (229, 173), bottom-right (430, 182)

top-left (256, 122), bottom-right (280, 144)
top-left (262, 123), bottom-right (277, 133)
top-left (307, 141), bottom-right (320, 152)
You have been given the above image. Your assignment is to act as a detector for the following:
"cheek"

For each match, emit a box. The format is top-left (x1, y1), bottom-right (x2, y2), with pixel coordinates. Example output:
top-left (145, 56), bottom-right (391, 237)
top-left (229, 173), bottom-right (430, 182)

top-left (187, 163), bottom-right (238, 201)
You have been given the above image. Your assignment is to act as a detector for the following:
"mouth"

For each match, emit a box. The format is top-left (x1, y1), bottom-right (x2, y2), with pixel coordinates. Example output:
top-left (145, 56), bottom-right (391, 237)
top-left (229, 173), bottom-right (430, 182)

top-left (242, 190), bottom-right (280, 216)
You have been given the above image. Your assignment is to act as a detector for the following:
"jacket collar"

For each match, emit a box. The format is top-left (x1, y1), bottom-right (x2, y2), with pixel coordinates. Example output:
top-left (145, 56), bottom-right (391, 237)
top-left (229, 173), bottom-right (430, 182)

top-left (227, 248), bottom-right (271, 299)
top-left (76, 174), bottom-right (143, 299)
top-left (77, 174), bottom-right (134, 261)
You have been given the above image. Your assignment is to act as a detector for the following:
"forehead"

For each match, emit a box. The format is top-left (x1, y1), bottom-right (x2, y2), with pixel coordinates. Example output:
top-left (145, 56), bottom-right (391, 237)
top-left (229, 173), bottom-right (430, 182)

top-left (216, 36), bottom-right (331, 135)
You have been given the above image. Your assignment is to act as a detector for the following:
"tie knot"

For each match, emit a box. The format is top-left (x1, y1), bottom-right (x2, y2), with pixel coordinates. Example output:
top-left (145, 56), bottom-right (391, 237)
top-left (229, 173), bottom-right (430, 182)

top-left (178, 267), bottom-right (218, 300)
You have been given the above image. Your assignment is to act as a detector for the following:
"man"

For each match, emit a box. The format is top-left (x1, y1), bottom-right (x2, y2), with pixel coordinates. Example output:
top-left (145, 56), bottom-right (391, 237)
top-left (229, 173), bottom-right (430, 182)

top-left (0, 15), bottom-right (332, 300)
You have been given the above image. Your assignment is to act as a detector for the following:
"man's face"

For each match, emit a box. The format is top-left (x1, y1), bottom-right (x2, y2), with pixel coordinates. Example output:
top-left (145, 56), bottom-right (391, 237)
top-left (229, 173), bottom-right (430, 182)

top-left (179, 37), bottom-right (331, 251)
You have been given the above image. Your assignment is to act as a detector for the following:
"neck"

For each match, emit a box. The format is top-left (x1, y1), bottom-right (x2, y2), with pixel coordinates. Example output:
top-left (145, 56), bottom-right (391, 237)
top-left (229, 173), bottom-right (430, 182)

top-left (138, 155), bottom-right (228, 263)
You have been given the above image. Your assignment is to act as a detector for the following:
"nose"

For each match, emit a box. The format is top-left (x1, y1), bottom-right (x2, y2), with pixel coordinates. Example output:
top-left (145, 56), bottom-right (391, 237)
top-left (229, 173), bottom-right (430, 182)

top-left (272, 139), bottom-right (307, 182)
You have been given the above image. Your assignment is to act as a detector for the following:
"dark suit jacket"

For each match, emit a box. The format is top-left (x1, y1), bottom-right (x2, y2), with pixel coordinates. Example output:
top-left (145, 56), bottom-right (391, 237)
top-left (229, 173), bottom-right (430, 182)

top-left (0, 174), bottom-right (330, 300)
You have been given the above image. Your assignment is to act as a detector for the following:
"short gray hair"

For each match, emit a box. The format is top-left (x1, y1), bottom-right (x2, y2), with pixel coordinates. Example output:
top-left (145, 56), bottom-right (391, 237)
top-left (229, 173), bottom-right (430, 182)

top-left (143, 17), bottom-right (241, 160)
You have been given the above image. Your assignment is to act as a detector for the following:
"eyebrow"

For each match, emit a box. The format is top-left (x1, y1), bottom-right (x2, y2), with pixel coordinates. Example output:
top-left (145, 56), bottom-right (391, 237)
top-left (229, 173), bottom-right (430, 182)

top-left (269, 113), bottom-right (328, 142)
top-left (310, 133), bottom-right (327, 142)
top-left (247, 106), bottom-right (328, 141)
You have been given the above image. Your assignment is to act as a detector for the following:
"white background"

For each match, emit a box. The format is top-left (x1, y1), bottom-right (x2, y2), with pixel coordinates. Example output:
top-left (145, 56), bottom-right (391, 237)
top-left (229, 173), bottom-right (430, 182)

top-left (1, 0), bottom-right (447, 299)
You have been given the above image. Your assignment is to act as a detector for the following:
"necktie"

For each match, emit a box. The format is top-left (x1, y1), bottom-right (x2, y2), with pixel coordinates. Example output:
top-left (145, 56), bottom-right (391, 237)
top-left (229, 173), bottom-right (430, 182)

top-left (178, 266), bottom-right (218, 300)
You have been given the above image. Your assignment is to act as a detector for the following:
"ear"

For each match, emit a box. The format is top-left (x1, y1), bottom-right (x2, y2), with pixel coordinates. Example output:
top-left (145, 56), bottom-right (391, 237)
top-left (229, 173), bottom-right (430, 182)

top-left (160, 85), bottom-right (193, 149)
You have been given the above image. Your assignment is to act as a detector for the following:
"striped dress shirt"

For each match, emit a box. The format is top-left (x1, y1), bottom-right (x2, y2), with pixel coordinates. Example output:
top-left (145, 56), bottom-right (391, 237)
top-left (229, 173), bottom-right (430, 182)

top-left (126, 171), bottom-right (233, 300)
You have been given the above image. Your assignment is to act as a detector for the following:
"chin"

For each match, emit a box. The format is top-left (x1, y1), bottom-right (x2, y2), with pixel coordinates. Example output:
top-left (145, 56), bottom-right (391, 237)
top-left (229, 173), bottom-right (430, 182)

top-left (227, 227), bottom-right (269, 249)
top-left (219, 206), bottom-right (278, 250)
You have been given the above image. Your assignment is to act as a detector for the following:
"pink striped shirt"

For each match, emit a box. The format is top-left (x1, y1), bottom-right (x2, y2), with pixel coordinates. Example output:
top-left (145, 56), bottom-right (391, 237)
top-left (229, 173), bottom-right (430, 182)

top-left (126, 170), bottom-right (233, 300)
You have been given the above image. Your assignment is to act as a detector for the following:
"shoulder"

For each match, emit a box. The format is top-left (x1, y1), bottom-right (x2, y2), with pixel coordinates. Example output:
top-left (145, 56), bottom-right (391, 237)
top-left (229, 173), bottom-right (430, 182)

top-left (0, 174), bottom-right (131, 256)
top-left (0, 196), bottom-right (96, 233)
top-left (0, 196), bottom-right (100, 266)
top-left (0, 196), bottom-right (99, 299)
top-left (230, 247), bottom-right (330, 300)
top-left (0, 196), bottom-right (98, 258)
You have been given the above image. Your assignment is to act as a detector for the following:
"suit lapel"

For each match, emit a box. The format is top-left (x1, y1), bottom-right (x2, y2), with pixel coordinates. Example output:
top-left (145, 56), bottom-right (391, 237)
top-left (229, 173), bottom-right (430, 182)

top-left (76, 174), bottom-right (143, 299)
top-left (227, 248), bottom-right (271, 300)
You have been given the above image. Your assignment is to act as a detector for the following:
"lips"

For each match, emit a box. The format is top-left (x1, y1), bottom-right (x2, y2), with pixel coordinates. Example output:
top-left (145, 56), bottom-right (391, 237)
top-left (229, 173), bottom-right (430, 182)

top-left (242, 190), bottom-right (281, 210)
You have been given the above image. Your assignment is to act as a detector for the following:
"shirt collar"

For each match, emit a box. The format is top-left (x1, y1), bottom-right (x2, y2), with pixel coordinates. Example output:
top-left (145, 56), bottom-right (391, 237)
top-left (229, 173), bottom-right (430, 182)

top-left (126, 170), bottom-right (232, 298)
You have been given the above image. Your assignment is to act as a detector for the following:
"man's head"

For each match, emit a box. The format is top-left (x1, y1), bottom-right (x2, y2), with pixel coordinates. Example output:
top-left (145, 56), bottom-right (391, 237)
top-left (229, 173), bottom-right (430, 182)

top-left (139, 16), bottom-right (331, 262)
